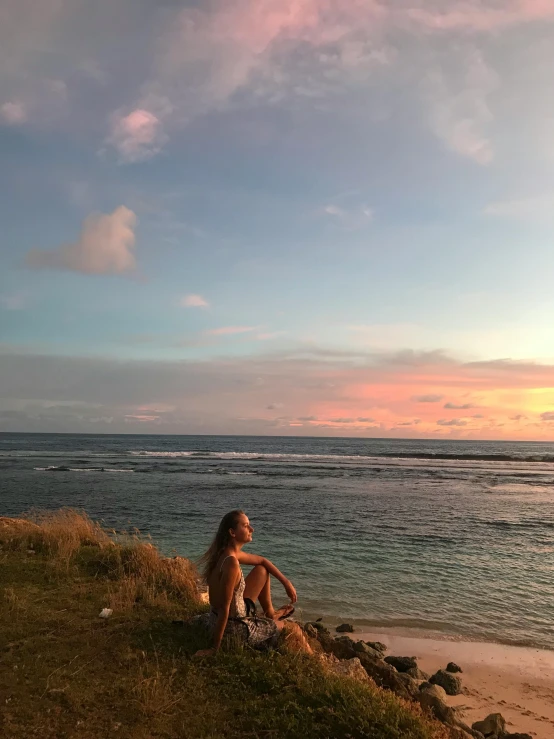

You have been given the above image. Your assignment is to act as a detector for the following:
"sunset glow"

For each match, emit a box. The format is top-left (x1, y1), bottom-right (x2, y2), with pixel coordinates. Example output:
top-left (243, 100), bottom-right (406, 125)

top-left (1, 1), bottom-right (554, 439)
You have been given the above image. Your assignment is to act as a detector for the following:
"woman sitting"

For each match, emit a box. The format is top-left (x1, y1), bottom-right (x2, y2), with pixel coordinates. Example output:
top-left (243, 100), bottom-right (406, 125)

top-left (195, 509), bottom-right (311, 656)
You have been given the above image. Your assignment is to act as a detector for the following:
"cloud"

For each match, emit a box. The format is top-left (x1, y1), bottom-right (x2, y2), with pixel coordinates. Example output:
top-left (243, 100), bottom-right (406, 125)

top-left (406, 1), bottom-right (554, 32)
top-left (1, 347), bottom-right (554, 437)
top-left (540, 412), bottom-right (554, 422)
top-left (426, 49), bottom-right (497, 165)
top-left (324, 205), bottom-right (345, 217)
top-left (181, 294), bottom-right (209, 308)
top-left (107, 109), bottom-right (168, 163)
top-left (0, 293), bottom-right (28, 310)
top-left (1, 101), bottom-right (27, 124)
top-left (473, 414), bottom-right (485, 419)
top-left (484, 192), bottom-right (554, 220)
top-left (412, 394), bottom-right (444, 403)
top-left (256, 331), bottom-right (286, 340)
top-left (266, 402), bottom-right (283, 410)
top-left (444, 402), bottom-right (474, 409)
top-left (510, 414), bottom-right (527, 421)
top-left (206, 326), bottom-right (256, 336)
top-left (26, 206), bottom-right (137, 275)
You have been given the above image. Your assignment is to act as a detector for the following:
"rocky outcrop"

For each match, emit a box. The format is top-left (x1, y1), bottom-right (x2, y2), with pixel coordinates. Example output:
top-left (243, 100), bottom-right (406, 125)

top-left (352, 641), bottom-right (384, 659)
top-left (471, 713), bottom-right (505, 738)
top-left (302, 620), bottom-right (486, 739)
top-left (355, 653), bottom-right (413, 700)
top-left (336, 623), bottom-right (354, 633)
top-left (430, 669), bottom-right (462, 695)
top-left (384, 655), bottom-right (418, 672)
top-left (406, 666), bottom-right (430, 681)
top-left (417, 683), bottom-right (455, 723)
top-left (446, 662), bottom-right (463, 673)
top-left (365, 640), bottom-right (387, 656)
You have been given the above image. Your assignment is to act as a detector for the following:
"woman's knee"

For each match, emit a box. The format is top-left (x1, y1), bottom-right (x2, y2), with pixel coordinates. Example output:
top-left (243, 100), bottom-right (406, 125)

top-left (250, 564), bottom-right (269, 581)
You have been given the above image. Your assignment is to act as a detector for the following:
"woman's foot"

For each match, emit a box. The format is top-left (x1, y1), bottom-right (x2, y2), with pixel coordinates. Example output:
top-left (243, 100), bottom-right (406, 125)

top-left (268, 604), bottom-right (295, 621)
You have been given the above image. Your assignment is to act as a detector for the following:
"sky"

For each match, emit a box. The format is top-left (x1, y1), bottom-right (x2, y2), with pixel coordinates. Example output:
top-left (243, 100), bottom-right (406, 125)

top-left (1, 0), bottom-right (554, 440)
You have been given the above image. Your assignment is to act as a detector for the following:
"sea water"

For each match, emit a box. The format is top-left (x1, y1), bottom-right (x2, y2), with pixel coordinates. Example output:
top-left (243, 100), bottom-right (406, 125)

top-left (1, 433), bottom-right (553, 649)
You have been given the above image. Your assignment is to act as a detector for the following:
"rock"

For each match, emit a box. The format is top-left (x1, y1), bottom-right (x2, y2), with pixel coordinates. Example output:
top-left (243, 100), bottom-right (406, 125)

top-left (430, 669), bottom-right (463, 696)
top-left (304, 624), bottom-right (318, 639)
top-left (365, 640), bottom-right (387, 655)
top-left (396, 672), bottom-right (420, 698)
top-left (353, 641), bottom-right (383, 659)
top-left (502, 734), bottom-right (532, 739)
top-left (406, 666), bottom-right (429, 681)
top-left (305, 621), bottom-right (328, 634)
top-left (446, 662), bottom-right (463, 673)
top-left (330, 636), bottom-right (357, 660)
top-left (420, 683), bottom-right (447, 700)
top-left (326, 657), bottom-right (369, 683)
top-left (356, 653), bottom-right (412, 700)
top-left (417, 684), bottom-right (456, 723)
top-left (384, 655), bottom-right (418, 673)
top-left (471, 713), bottom-right (506, 738)
top-left (336, 623), bottom-right (354, 633)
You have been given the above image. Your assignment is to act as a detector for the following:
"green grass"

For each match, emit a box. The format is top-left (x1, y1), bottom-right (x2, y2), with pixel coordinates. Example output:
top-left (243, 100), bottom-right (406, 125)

top-left (0, 511), bottom-right (447, 739)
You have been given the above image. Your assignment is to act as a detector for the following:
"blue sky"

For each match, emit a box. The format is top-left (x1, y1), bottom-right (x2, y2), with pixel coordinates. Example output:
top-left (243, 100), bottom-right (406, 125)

top-left (1, 0), bottom-right (554, 438)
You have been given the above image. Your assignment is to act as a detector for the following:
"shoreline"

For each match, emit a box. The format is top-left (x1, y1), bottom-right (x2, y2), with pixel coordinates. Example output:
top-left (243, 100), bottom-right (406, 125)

top-left (350, 627), bottom-right (554, 739)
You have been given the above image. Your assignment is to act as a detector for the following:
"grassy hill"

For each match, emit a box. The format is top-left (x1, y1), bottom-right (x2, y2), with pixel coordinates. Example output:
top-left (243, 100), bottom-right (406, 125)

top-left (0, 510), bottom-right (447, 739)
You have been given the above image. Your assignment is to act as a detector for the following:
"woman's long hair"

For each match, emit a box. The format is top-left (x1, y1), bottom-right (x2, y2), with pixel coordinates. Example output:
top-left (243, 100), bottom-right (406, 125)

top-left (198, 510), bottom-right (245, 582)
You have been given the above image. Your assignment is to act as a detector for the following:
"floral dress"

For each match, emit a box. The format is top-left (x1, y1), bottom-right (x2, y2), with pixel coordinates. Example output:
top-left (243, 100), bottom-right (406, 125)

top-left (206, 555), bottom-right (279, 649)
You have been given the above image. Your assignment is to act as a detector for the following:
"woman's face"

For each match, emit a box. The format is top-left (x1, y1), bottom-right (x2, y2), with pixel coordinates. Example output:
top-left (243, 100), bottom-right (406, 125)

top-left (231, 514), bottom-right (253, 544)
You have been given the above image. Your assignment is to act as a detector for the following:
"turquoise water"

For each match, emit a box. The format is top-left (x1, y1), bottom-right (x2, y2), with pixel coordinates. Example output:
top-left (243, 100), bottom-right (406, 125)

top-left (1, 433), bottom-right (554, 649)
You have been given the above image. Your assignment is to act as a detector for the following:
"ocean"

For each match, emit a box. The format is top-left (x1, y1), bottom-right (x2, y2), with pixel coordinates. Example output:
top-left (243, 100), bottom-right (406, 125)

top-left (1, 432), bottom-right (553, 650)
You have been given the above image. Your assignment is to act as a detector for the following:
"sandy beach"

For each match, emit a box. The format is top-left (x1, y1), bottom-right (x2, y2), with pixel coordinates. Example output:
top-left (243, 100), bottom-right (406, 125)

top-left (354, 629), bottom-right (554, 739)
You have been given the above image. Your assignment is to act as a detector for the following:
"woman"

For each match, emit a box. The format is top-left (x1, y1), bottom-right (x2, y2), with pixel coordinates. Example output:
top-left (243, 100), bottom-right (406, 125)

top-left (195, 510), bottom-right (311, 655)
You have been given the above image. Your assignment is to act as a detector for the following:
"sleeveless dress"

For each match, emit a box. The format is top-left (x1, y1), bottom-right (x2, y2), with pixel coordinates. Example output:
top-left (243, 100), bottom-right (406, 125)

top-left (207, 555), bottom-right (279, 649)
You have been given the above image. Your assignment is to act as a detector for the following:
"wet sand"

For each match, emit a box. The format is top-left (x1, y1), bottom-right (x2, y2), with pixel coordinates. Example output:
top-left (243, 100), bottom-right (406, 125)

top-left (355, 629), bottom-right (554, 739)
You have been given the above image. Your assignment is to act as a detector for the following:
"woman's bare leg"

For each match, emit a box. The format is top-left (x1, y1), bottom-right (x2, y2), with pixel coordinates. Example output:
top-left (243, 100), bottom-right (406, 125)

top-left (244, 565), bottom-right (293, 619)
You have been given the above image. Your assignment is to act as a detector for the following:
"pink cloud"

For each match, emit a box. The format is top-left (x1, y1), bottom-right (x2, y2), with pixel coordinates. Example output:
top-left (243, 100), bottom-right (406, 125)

top-left (1, 101), bottom-right (27, 125)
top-left (108, 109), bottom-right (167, 163)
top-left (26, 206), bottom-right (138, 275)
top-left (206, 326), bottom-right (257, 336)
top-left (406, 1), bottom-right (554, 32)
top-left (181, 294), bottom-right (209, 308)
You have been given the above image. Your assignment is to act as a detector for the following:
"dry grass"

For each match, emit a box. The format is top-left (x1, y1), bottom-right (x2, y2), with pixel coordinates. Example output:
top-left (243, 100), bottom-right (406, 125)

top-left (0, 509), bottom-right (201, 611)
top-left (0, 510), bottom-right (449, 739)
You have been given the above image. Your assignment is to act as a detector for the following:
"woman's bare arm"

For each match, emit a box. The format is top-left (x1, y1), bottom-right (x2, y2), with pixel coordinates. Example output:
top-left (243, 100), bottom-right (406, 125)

top-left (236, 552), bottom-right (297, 602)
top-left (212, 558), bottom-right (241, 649)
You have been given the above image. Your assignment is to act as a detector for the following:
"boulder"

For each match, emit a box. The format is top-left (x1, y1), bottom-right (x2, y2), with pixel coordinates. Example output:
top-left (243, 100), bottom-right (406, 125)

top-left (305, 621), bottom-right (329, 634)
top-left (331, 636), bottom-right (357, 659)
top-left (384, 655), bottom-right (418, 673)
top-left (303, 624), bottom-right (319, 639)
top-left (353, 641), bottom-right (383, 659)
top-left (356, 653), bottom-right (412, 700)
top-left (446, 662), bottom-right (463, 673)
top-left (502, 734), bottom-right (532, 739)
top-left (327, 657), bottom-right (369, 683)
top-left (365, 640), bottom-right (387, 656)
top-left (471, 713), bottom-right (506, 738)
top-left (396, 672), bottom-right (420, 698)
top-left (406, 666), bottom-right (430, 681)
top-left (430, 669), bottom-right (463, 695)
top-left (336, 623), bottom-right (354, 633)
top-left (417, 684), bottom-right (456, 723)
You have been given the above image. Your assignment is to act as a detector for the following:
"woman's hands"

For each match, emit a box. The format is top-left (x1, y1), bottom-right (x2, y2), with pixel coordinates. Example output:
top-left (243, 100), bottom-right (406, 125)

top-left (284, 579), bottom-right (297, 604)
